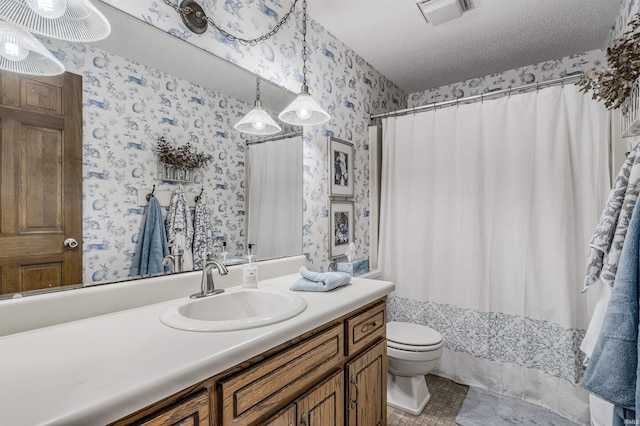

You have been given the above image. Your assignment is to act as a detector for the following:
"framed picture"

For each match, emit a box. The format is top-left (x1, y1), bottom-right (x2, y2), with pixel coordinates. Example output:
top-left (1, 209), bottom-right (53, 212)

top-left (329, 200), bottom-right (354, 259)
top-left (328, 137), bottom-right (354, 198)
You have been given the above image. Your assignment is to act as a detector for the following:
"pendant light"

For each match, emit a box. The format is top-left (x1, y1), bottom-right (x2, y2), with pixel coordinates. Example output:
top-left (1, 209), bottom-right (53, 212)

top-left (0, 20), bottom-right (64, 75)
top-left (235, 77), bottom-right (282, 135)
top-left (0, 0), bottom-right (111, 42)
top-left (278, 0), bottom-right (330, 126)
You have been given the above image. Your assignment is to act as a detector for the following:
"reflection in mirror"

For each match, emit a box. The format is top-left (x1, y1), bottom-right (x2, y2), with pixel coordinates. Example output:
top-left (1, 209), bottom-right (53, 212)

top-left (0, 3), bottom-right (301, 298)
top-left (246, 133), bottom-right (303, 260)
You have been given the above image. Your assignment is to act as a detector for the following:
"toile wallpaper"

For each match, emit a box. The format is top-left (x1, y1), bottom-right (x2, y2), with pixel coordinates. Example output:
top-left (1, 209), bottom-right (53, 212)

top-left (45, 0), bottom-right (405, 284)
top-left (407, 49), bottom-right (607, 108)
top-left (41, 37), bottom-right (250, 284)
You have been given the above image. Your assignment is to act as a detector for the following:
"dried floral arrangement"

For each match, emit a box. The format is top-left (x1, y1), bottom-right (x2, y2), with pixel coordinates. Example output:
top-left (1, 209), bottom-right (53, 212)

top-left (578, 13), bottom-right (640, 109)
top-left (156, 136), bottom-right (213, 170)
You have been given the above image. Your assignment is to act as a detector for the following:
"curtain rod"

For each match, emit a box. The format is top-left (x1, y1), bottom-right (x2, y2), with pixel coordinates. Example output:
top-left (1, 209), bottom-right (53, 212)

top-left (246, 131), bottom-right (303, 146)
top-left (370, 74), bottom-right (584, 120)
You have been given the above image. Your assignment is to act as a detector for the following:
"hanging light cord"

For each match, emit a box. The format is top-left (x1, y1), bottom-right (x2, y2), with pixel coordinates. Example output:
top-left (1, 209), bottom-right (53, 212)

top-left (256, 77), bottom-right (261, 102)
top-left (162, 0), bottom-right (299, 46)
top-left (301, 0), bottom-right (307, 88)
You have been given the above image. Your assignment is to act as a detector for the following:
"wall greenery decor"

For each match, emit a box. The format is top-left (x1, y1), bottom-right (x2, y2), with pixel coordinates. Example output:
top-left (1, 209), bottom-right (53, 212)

top-left (578, 13), bottom-right (640, 109)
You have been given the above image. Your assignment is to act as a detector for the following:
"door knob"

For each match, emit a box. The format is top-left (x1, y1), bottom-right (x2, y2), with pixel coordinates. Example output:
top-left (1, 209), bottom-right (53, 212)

top-left (64, 238), bottom-right (79, 249)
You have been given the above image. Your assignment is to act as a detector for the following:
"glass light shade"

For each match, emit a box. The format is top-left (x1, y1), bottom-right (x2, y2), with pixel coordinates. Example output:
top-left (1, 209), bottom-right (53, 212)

top-left (278, 86), bottom-right (330, 126)
top-left (0, 0), bottom-right (110, 42)
top-left (234, 101), bottom-right (282, 135)
top-left (0, 21), bottom-right (64, 75)
top-left (0, 41), bottom-right (29, 61)
top-left (25, 0), bottom-right (67, 19)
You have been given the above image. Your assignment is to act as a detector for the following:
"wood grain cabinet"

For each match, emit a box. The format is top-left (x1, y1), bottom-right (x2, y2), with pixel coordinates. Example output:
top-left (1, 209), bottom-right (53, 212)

top-left (346, 340), bottom-right (387, 426)
top-left (264, 372), bottom-right (344, 426)
top-left (113, 297), bottom-right (387, 426)
top-left (137, 390), bottom-right (209, 426)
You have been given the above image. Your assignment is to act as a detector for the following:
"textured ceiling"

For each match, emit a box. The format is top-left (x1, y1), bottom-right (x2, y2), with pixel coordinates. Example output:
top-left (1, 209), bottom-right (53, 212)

top-left (307, 0), bottom-right (623, 94)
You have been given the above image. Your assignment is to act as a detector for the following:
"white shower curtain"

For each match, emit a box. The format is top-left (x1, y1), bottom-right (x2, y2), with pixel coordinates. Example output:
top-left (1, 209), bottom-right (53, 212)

top-left (379, 85), bottom-right (609, 424)
top-left (247, 136), bottom-right (303, 260)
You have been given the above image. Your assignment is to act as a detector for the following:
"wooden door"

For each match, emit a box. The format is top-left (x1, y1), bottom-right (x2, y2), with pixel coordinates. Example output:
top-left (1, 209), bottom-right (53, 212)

top-left (297, 371), bottom-right (344, 426)
top-left (139, 390), bottom-right (209, 426)
top-left (0, 71), bottom-right (82, 295)
top-left (346, 340), bottom-right (387, 426)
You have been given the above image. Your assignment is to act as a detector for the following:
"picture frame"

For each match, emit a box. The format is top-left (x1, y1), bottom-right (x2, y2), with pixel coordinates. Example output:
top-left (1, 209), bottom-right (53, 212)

top-left (329, 200), bottom-right (354, 259)
top-left (328, 137), bottom-right (354, 198)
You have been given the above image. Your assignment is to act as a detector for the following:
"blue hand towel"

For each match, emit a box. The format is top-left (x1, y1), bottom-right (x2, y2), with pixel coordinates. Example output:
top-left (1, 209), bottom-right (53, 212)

top-left (290, 267), bottom-right (351, 292)
top-left (582, 200), bottom-right (640, 413)
top-left (131, 196), bottom-right (172, 276)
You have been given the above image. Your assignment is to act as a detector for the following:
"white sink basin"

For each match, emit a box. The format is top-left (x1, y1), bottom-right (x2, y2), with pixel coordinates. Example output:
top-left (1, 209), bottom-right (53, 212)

top-left (160, 289), bottom-right (307, 332)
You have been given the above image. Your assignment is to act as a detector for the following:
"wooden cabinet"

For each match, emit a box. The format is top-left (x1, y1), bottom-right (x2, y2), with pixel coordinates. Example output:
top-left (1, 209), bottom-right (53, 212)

top-left (220, 324), bottom-right (344, 425)
top-left (263, 405), bottom-right (297, 426)
top-left (114, 297), bottom-right (387, 426)
top-left (137, 390), bottom-right (209, 426)
top-left (297, 371), bottom-right (344, 426)
top-left (345, 300), bottom-right (385, 356)
top-left (264, 372), bottom-right (344, 426)
top-left (346, 340), bottom-right (387, 426)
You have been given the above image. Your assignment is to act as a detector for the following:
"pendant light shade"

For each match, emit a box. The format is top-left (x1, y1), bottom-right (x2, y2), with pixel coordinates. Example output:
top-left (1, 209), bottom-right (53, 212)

top-left (278, 84), bottom-right (330, 125)
top-left (234, 100), bottom-right (282, 135)
top-left (0, 0), bottom-right (111, 42)
top-left (0, 21), bottom-right (64, 75)
top-left (278, 0), bottom-right (330, 126)
top-left (235, 77), bottom-right (282, 135)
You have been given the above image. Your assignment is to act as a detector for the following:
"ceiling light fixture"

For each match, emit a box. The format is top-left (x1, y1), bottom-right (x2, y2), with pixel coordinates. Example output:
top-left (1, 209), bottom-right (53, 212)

top-left (0, 0), bottom-right (111, 42)
top-left (0, 20), bottom-right (64, 75)
top-left (163, 0), bottom-right (330, 127)
top-left (234, 77), bottom-right (282, 135)
top-left (278, 0), bottom-right (329, 126)
top-left (416, 0), bottom-right (467, 26)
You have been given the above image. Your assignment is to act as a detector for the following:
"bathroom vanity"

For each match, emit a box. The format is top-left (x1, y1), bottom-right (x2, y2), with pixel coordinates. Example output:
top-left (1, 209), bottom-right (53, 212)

top-left (0, 256), bottom-right (393, 426)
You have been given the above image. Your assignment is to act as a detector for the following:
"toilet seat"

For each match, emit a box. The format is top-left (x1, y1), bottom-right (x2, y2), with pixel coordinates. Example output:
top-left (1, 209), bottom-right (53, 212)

top-left (387, 321), bottom-right (443, 352)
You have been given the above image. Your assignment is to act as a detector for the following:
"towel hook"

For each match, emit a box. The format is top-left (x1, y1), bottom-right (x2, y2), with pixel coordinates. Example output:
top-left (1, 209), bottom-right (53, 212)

top-left (146, 185), bottom-right (156, 201)
top-left (195, 187), bottom-right (204, 203)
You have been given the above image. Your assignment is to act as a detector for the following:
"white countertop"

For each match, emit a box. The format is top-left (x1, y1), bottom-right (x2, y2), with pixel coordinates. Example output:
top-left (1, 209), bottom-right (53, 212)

top-left (0, 274), bottom-right (394, 426)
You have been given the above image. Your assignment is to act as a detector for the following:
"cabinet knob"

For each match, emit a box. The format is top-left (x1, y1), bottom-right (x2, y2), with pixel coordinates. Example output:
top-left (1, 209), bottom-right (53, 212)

top-left (300, 413), bottom-right (307, 426)
top-left (361, 321), bottom-right (378, 333)
top-left (64, 238), bottom-right (79, 249)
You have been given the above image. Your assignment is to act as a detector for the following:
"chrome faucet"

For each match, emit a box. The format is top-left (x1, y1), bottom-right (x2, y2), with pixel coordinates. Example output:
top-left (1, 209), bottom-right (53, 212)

top-left (162, 245), bottom-right (184, 273)
top-left (190, 255), bottom-right (228, 299)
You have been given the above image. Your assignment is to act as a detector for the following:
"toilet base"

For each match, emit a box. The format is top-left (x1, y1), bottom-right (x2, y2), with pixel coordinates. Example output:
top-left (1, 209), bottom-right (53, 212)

top-left (387, 373), bottom-right (430, 416)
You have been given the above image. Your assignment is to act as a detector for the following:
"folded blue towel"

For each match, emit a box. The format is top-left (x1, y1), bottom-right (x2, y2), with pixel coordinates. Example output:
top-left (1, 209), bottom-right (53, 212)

top-left (289, 267), bottom-right (351, 292)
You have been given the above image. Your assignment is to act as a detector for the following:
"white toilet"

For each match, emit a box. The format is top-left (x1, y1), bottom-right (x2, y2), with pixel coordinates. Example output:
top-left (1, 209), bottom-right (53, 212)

top-left (386, 321), bottom-right (443, 415)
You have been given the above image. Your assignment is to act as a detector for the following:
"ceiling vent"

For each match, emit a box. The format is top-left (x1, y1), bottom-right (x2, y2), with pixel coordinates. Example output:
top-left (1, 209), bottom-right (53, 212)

top-left (416, 0), bottom-right (469, 26)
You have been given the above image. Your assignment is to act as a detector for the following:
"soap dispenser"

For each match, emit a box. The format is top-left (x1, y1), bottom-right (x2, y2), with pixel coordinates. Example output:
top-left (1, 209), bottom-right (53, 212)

top-left (220, 241), bottom-right (229, 264)
top-left (242, 244), bottom-right (258, 289)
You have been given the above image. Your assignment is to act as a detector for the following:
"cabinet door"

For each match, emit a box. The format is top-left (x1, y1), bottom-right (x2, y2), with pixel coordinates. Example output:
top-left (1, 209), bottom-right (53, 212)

top-left (346, 339), bottom-right (386, 426)
top-left (139, 390), bottom-right (209, 426)
top-left (297, 371), bottom-right (344, 426)
top-left (263, 404), bottom-right (297, 426)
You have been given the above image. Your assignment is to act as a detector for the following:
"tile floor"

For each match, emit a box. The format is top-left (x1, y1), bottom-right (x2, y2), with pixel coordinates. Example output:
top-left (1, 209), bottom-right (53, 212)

top-left (387, 375), bottom-right (470, 426)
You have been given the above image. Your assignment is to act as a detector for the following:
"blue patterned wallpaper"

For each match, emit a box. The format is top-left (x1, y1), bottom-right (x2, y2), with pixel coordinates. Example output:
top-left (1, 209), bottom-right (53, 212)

top-left (40, 38), bottom-right (251, 285)
top-left (408, 49), bottom-right (607, 108)
top-left (93, 0), bottom-right (406, 273)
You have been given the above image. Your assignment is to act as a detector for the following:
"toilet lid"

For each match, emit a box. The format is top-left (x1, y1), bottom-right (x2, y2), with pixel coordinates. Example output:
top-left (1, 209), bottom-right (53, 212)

top-left (387, 321), bottom-right (442, 347)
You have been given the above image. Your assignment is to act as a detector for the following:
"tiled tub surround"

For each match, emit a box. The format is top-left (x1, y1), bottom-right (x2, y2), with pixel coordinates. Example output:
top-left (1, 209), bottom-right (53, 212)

top-left (0, 256), bottom-right (394, 425)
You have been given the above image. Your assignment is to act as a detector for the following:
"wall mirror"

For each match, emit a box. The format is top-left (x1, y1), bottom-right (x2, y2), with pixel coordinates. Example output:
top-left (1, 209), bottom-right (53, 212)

top-left (0, 2), bottom-right (302, 298)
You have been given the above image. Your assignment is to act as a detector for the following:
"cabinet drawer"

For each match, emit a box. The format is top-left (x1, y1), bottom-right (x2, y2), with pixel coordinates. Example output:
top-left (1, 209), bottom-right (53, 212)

top-left (345, 301), bottom-right (385, 356)
top-left (220, 323), bottom-right (344, 425)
